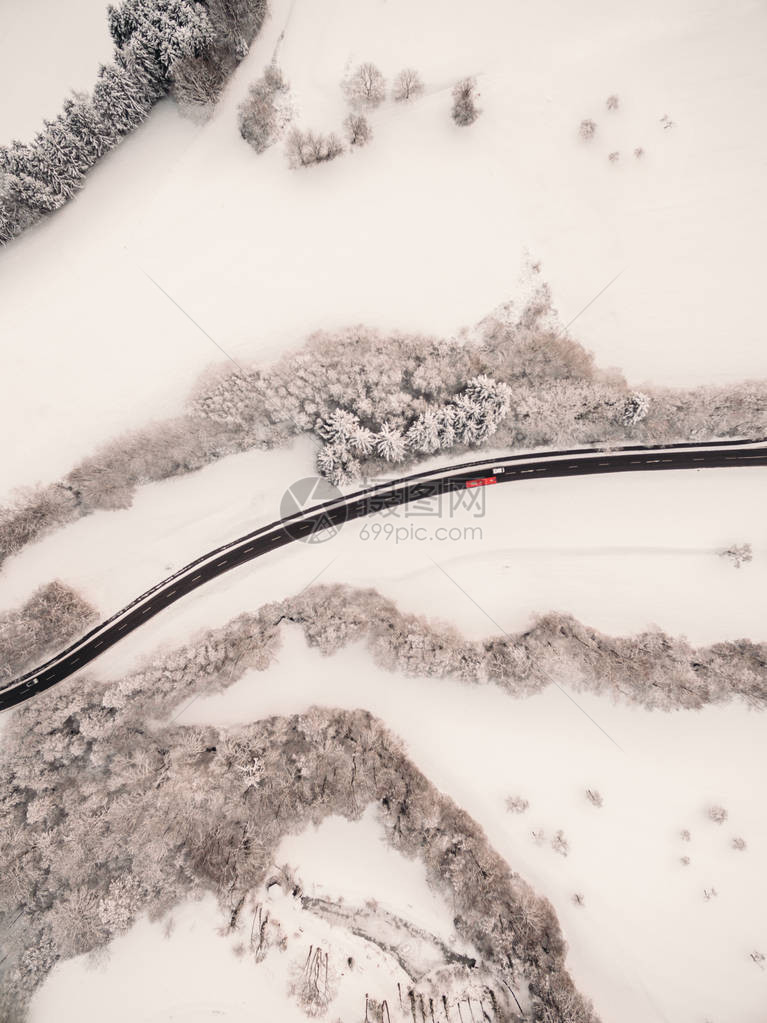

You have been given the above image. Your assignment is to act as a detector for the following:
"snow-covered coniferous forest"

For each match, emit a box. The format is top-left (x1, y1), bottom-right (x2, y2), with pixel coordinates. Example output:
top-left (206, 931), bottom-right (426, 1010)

top-left (1, 0), bottom-right (766, 1021)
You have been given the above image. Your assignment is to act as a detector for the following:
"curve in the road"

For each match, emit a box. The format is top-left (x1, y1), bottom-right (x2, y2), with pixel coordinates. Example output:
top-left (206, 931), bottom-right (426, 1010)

top-left (2, 437), bottom-right (765, 712)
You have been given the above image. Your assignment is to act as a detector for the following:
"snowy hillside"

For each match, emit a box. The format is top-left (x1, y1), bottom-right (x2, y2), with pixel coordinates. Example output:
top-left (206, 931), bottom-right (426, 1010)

top-left (2, 0), bottom-right (767, 1021)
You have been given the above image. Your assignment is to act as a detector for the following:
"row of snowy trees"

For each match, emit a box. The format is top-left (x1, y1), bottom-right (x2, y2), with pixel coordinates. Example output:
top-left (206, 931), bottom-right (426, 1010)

top-left (0, 0), bottom-right (267, 244)
top-left (273, 583), bottom-right (767, 710)
top-left (239, 62), bottom-right (479, 169)
top-left (315, 375), bottom-right (512, 484)
top-left (2, 281), bottom-right (765, 567)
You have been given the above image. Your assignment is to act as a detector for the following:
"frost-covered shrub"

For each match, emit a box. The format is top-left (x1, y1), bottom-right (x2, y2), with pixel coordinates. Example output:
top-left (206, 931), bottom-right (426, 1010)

top-left (452, 77), bottom-right (480, 126)
top-left (343, 62), bottom-right (386, 108)
top-left (551, 830), bottom-right (570, 857)
top-left (585, 788), bottom-right (603, 808)
top-left (579, 118), bottom-right (597, 140)
top-left (608, 151), bottom-right (620, 163)
top-left (393, 68), bottom-right (424, 102)
top-left (708, 805), bottom-right (728, 825)
top-left (286, 128), bottom-right (344, 168)
top-left (732, 836), bottom-right (747, 851)
top-left (606, 94), bottom-right (620, 111)
top-left (239, 64), bottom-right (292, 153)
top-left (719, 543), bottom-right (753, 569)
top-left (344, 112), bottom-right (372, 147)
top-left (505, 795), bottom-right (530, 814)
top-left (622, 392), bottom-right (650, 425)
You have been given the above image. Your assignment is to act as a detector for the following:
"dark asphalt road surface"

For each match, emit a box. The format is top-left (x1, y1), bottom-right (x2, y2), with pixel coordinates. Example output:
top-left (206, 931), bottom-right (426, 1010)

top-left (2, 438), bottom-right (765, 712)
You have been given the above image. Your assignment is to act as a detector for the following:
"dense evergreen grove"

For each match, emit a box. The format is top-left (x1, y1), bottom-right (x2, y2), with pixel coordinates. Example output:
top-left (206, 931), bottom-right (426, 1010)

top-left (1, 283), bottom-right (764, 570)
top-left (0, 0), bottom-right (267, 244)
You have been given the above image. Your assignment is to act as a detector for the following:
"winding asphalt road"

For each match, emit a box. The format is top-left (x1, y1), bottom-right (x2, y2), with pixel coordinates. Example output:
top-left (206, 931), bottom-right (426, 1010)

top-left (2, 437), bottom-right (765, 712)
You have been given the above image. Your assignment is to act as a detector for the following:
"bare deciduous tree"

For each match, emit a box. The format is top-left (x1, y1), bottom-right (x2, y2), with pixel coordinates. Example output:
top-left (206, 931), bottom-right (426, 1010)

top-left (344, 113), bottom-right (372, 147)
top-left (238, 64), bottom-right (292, 153)
top-left (392, 68), bottom-right (424, 102)
top-left (343, 62), bottom-right (386, 108)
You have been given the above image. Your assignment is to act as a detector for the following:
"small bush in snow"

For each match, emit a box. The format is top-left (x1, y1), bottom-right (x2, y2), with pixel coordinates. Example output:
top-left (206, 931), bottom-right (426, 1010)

top-left (622, 392), bottom-right (650, 426)
top-left (708, 805), bottom-right (728, 825)
top-left (572, 892), bottom-right (585, 906)
top-left (634, 146), bottom-right (645, 159)
top-left (660, 113), bottom-right (674, 130)
top-left (238, 64), bottom-right (292, 153)
top-left (579, 118), bottom-right (597, 140)
top-left (606, 94), bottom-right (620, 111)
top-left (344, 113), bottom-right (372, 147)
top-left (718, 543), bottom-right (753, 569)
top-left (343, 62), bottom-right (386, 108)
top-left (732, 836), bottom-right (747, 851)
top-left (286, 128), bottom-right (344, 168)
top-left (585, 788), bottom-right (603, 808)
top-left (750, 950), bottom-right (766, 968)
top-left (703, 887), bottom-right (718, 901)
top-left (393, 68), bottom-right (424, 102)
top-left (531, 828), bottom-right (546, 846)
top-left (551, 830), bottom-right (570, 857)
top-left (505, 795), bottom-right (529, 814)
top-left (680, 829), bottom-right (691, 842)
top-left (608, 151), bottom-right (620, 163)
top-left (680, 856), bottom-right (690, 866)
top-left (452, 77), bottom-right (480, 126)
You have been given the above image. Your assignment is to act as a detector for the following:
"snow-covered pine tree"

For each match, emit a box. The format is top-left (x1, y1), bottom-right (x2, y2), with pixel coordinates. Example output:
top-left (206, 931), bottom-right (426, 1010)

top-left (436, 405), bottom-right (458, 449)
top-left (375, 421), bottom-right (407, 462)
top-left (406, 409), bottom-right (442, 454)
top-left (107, 0), bottom-right (213, 88)
top-left (316, 441), bottom-right (360, 486)
top-left (92, 60), bottom-right (156, 136)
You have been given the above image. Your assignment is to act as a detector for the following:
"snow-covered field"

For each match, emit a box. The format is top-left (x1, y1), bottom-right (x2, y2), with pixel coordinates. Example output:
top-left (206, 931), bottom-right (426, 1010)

top-left (1, 0), bottom-right (766, 495)
top-left (3, 0), bottom-right (767, 1020)
top-left (30, 810), bottom-right (458, 1023)
top-left (165, 627), bottom-right (767, 1023)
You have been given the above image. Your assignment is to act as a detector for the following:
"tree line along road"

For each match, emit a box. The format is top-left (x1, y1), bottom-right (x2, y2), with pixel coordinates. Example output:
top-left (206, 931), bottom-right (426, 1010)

top-left (1, 437), bottom-right (765, 712)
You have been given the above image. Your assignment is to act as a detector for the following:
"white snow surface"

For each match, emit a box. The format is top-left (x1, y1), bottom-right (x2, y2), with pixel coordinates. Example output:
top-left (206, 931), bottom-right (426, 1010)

top-left (1, 0), bottom-right (767, 496)
top-left (3, 0), bottom-right (767, 1020)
